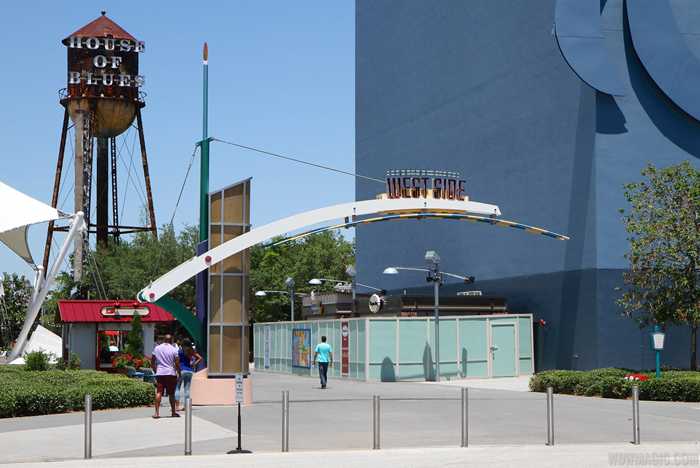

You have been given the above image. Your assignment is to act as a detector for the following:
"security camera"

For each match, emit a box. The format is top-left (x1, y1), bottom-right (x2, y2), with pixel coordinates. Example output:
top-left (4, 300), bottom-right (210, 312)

top-left (424, 250), bottom-right (440, 265)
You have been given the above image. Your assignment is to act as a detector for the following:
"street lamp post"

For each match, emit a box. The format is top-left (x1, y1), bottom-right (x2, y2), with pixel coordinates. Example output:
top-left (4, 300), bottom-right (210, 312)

top-left (425, 251), bottom-right (442, 382)
top-left (383, 251), bottom-right (474, 382)
top-left (285, 277), bottom-right (295, 322)
top-left (255, 285), bottom-right (307, 322)
top-left (651, 324), bottom-right (665, 378)
top-left (346, 265), bottom-right (357, 316)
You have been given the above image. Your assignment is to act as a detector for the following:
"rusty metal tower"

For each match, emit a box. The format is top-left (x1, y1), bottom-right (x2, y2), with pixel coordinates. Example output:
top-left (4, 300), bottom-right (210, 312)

top-left (43, 12), bottom-right (157, 280)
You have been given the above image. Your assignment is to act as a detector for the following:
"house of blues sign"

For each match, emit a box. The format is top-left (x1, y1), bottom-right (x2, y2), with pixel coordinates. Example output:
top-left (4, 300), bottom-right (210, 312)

top-left (385, 169), bottom-right (466, 200)
top-left (65, 35), bottom-right (145, 88)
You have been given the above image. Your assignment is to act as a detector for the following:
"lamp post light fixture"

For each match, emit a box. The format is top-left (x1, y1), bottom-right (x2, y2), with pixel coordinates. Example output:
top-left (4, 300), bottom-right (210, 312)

top-left (383, 251), bottom-right (475, 382)
top-left (651, 324), bottom-right (665, 378)
top-left (308, 269), bottom-right (385, 316)
top-left (255, 282), bottom-right (307, 322)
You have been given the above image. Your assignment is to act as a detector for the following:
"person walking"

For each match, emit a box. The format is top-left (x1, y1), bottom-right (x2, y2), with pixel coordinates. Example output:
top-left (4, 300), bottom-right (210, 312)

top-left (313, 335), bottom-right (333, 389)
top-left (175, 339), bottom-right (203, 410)
top-left (152, 334), bottom-right (180, 418)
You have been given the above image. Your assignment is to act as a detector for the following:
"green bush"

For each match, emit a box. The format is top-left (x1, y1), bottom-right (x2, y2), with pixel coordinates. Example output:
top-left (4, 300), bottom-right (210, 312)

top-left (68, 353), bottom-right (81, 370)
top-left (530, 369), bottom-right (700, 401)
top-left (24, 350), bottom-right (51, 371)
top-left (0, 367), bottom-right (154, 418)
top-left (54, 353), bottom-right (81, 371)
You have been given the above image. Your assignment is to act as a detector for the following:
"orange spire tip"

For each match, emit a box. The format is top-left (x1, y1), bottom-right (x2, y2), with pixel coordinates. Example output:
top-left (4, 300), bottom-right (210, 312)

top-left (203, 42), bottom-right (208, 62)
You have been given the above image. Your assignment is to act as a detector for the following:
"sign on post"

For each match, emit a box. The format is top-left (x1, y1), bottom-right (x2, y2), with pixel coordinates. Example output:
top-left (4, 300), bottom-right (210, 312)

top-left (341, 321), bottom-right (349, 376)
top-left (234, 373), bottom-right (244, 403)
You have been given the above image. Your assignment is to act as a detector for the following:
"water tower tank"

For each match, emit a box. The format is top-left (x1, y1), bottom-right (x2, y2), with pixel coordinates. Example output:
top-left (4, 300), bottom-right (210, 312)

top-left (61, 12), bottom-right (145, 138)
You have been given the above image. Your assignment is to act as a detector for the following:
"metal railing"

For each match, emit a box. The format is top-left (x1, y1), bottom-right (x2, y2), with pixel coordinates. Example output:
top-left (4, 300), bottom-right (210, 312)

top-left (460, 387), bottom-right (468, 447)
top-left (632, 385), bottom-right (640, 445)
top-left (372, 395), bottom-right (381, 449)
top-left (546, 386), bottom-right (554, 446)
top-left (273, 384), bottom-right (644, 452)
top-left (281, 390), bottom-right (290, 452)
top-left (77, 384), bottom-right (643, 457)
top-left (185, 398), bottom-right (193, 455)
top-left (84, 394), bottom-right (92, 459)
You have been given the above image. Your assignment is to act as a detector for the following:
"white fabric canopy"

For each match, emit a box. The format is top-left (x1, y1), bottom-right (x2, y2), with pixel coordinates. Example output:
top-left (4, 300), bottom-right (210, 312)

top-left (0, 181), bottom-right (68, 266)
top-left (8, 325), bottom-right (62, 365)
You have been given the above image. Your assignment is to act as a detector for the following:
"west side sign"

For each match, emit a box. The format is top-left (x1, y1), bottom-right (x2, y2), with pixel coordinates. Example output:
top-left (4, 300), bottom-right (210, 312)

top-left (385, 169), bottom-right (466, 201)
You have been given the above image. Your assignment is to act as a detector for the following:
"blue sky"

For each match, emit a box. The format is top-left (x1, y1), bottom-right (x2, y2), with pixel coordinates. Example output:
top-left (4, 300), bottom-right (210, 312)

top-left (0, 1), bottom-right (355, 279)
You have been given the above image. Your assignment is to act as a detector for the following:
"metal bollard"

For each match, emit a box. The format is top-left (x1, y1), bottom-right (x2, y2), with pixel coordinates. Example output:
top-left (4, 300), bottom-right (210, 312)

top-left (632, 385), bottom-right (640, 445)
top-left (184, 397), bottom-right (192, 455)
top-left (372, 395), bottom-right (381, 450)
top-left (460, 387), bottom-right (469, 447)
top-left (84, 394), bottom-right (92, 459)
top-left (281, 390), bottom-right (290, 452)
top-left (546, 387), bottom-right (554, 446)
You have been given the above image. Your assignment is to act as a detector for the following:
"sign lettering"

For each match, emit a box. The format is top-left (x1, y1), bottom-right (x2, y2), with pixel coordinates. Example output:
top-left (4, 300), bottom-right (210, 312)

top-left (385, 169), bottom-right (466, 200)
top-left (65, 35), bottom-right (145, 88)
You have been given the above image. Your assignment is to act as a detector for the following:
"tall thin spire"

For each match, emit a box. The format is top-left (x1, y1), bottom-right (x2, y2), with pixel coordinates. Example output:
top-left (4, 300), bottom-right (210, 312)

top-left (199, 42), bottom-right (210, 243)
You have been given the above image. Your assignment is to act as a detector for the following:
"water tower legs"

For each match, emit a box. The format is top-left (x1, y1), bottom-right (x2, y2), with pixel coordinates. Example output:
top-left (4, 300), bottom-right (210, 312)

top-left (73, 110), bottom-right (91, 282)
top-left (42, 109), bottom-right (69, 274)
top-left (96, 137), bottom-right (109, 248)
top-left (136, 108), bottom-right (157, 238)
top-left (42, 104), bottom-right (158, 287)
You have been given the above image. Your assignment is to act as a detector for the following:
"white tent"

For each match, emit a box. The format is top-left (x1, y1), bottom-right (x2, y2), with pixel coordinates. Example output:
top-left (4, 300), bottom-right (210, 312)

top-left (0, 181), bottom-right (70, 266)
top-left (0, 180), bottom-right (85, 362)
top-left (8, 325), bottom-right (62, 365)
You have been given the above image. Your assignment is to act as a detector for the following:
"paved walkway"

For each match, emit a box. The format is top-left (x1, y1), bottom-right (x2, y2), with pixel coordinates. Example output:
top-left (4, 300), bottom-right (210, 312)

top-left (3, 443), bottom-right (699, 468)
top-left (0, 371), bottom-right (698, 464)
top-left (423, 375), bottom-right (531, 392)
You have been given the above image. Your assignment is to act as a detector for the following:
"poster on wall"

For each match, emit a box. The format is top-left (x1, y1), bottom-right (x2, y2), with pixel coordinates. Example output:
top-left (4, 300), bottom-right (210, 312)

top-left (263, 325), bottom-right (271, 369)
top-left (292, 328), bottom-right (312, 368)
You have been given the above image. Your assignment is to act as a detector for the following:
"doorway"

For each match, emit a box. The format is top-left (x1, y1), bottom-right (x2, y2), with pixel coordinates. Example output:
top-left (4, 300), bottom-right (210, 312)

top-left (490, 323), bottom-right (517, 377)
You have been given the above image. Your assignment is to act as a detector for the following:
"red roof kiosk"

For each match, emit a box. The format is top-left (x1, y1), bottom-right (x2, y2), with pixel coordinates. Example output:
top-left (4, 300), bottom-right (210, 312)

top-left (58, 300), bottom-right (173, 370)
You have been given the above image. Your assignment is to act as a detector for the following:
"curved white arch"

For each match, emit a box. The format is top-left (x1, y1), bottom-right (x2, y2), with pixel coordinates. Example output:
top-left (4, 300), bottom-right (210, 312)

top-left (140, 197), bottom-right (501, 302)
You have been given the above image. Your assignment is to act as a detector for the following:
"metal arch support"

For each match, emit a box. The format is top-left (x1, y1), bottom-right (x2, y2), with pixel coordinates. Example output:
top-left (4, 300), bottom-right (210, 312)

top-left (270, 213), bottom-right (570, 247)
top-left (139, 197), bottom-right (501, 302)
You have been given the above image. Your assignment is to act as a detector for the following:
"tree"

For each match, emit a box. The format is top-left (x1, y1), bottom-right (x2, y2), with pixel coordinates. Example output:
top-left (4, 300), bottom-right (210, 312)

top-left (0, 273), bottom-right (33, 349)
top-left (45, 224), bottom-right (198, 316)
top-left (249, 231), bottom-right (355, 323)
top-left (618, 162), bottom-right (700, 370)
top-left (124, 314), bottom-right (144, 356)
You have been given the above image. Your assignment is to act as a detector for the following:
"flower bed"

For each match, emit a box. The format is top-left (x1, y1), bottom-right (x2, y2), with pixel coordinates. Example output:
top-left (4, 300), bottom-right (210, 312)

top-left (0, 366), bottom-right (154, 418)
top-left (529, 368), bottom-right (700, 401)
top-left (112, 353), bottom-right (151, 370)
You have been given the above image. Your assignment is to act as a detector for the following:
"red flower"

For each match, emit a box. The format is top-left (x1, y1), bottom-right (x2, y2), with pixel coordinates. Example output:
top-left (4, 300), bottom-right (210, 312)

top-left (624, 373), bottom-right (650, 381)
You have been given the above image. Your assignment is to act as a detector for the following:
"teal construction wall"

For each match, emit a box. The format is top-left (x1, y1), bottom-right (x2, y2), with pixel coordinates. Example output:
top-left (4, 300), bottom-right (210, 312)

top-left (254, 314), bottom-right (533, 382)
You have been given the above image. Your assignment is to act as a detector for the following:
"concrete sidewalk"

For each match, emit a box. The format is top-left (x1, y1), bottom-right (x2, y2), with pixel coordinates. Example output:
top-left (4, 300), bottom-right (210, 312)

top-left (423, 375), bottom-right (531, 392)
top-left (0, 372), bottom-right (698, 464)
top-left (3, 443), bottom-right (699, 468)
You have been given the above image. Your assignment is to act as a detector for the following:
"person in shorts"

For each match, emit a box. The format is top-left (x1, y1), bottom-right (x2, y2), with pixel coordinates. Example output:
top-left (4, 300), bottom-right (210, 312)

top-left (152, 334), bottom-right (180, 418)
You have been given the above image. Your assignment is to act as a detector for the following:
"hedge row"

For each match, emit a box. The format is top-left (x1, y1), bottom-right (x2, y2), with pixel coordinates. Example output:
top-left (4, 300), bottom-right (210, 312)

top-left (0, 366), bottom-right (154, 418)
top-left (529, 368), bottom-right (700, 402)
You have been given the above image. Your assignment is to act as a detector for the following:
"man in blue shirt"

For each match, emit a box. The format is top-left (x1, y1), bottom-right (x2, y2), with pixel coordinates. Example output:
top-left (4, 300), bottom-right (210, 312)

top-left (313, 336), bottom-right (333, 389)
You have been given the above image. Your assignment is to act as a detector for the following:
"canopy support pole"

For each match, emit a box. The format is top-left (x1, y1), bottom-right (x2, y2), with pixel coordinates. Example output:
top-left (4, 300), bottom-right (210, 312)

top-left (8, 212), bottom-right (85, 362)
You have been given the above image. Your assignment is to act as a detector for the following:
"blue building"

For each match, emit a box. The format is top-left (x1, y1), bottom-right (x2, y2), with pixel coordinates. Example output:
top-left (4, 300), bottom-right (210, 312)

top-left (355, 0), bottom-right (700, 371)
